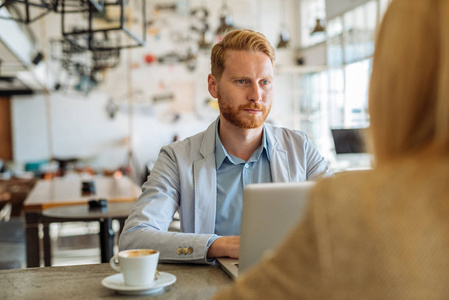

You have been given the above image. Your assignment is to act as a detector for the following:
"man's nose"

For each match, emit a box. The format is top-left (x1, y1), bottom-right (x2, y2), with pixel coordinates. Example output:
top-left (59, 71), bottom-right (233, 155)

top-left (248, 83), bottom-right (262, 102)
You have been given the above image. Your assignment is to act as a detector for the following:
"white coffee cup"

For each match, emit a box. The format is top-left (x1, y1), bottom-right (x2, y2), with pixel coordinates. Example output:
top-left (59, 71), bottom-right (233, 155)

top-left (110, 249), bottom-right (160, 286)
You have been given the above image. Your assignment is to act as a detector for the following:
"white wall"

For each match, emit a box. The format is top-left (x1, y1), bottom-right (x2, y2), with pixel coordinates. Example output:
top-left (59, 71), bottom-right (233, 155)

top-left (12, 91), bottom-right (214, 177)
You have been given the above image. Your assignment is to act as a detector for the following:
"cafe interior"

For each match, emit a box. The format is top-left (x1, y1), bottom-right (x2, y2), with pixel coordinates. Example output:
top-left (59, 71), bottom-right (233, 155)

top-left (0, 0), bottom-right (391, 297)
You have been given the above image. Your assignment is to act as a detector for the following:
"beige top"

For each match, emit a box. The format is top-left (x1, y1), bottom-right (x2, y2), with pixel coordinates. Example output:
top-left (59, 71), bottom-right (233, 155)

top-left (213, 157), bottom-right (449, 299)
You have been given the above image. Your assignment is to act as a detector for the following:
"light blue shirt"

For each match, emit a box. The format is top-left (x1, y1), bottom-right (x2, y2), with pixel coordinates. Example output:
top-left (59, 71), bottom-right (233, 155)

top-left (214, 122), bottom-right (272, 236)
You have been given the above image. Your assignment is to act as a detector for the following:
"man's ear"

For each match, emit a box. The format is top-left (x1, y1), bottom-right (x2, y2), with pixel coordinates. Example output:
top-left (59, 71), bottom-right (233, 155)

top-left (208, 74), bottom-right (219, 98)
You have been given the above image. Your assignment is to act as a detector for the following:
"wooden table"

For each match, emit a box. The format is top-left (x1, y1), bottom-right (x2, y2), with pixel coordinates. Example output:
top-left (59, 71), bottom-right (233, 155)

top-left (42, 202), bottom-right (135, 265)
top-left (0, 263), bottom-right (232, 300)
top-left (23, 176), bottom-right (141, 268)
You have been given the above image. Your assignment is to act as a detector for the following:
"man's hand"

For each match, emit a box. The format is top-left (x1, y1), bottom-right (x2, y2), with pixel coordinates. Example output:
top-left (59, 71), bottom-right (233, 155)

top-left (207, 236), bottom-right (240, 259)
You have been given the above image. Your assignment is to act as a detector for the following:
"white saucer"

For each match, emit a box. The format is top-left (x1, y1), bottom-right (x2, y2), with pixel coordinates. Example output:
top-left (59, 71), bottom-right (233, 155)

top-left (102, 272), bottom-right (176, 295)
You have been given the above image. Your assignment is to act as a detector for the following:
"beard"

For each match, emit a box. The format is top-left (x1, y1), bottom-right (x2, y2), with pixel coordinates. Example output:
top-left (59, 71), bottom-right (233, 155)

top-left (218, 95), bottom-right (271, 129)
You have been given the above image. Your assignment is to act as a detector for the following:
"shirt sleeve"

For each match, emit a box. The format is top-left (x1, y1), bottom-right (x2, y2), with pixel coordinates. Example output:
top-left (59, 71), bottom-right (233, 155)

top-left (303, 134), bottom-right (334, 180)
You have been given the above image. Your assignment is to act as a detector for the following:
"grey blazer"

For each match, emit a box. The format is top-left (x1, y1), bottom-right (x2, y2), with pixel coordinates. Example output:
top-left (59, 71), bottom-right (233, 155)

top-left (119, 119), bottom-right (333, 263)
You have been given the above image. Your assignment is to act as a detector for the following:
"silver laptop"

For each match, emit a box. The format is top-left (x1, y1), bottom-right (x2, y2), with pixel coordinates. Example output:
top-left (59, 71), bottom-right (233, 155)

top-left (218, 181), bottom-right (315, 279)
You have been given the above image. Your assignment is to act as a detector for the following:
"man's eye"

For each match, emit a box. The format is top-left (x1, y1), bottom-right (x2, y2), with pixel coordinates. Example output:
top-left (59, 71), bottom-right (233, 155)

top-left (261, 80), bottom-right (269, 85)
top-left (237, 79), bottom-right (246, 84)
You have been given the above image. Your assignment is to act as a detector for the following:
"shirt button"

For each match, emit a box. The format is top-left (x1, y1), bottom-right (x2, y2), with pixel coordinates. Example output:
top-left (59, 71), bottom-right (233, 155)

top-left (245, 164), bottom-right (249, 169)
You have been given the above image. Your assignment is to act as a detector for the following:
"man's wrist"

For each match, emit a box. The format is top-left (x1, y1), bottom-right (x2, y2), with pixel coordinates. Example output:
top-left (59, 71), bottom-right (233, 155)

top-left (207, 236), bottom-right (240, 259)
top-left (205, 235), bottom-right (220, 261)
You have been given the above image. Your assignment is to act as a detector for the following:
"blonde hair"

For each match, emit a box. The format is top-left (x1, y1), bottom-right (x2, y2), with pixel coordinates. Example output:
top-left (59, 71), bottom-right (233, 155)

top-left (368, 0), bottom-right (449, 165)
top-left (210, 29), bottom-right (275, 79)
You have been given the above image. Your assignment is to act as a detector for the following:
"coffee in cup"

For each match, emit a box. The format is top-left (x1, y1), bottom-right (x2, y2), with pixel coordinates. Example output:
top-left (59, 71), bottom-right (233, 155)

top-left (110, 249), bottom-right (160, 286)
top-left (125, 249), bottom-right (157, 257)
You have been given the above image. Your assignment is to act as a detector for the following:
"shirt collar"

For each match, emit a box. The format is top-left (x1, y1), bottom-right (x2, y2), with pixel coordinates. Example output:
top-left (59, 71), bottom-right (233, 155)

top-left (215, 121), bottom-right (270, 169)
top-left (215, 121), bottom-right (228, 169)
top-left (261, 124), bottom-right (270, 160)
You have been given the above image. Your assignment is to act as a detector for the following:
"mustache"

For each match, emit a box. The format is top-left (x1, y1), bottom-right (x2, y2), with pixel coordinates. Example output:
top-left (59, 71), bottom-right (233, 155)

top-left (239, 103), bottom-right (265, 110)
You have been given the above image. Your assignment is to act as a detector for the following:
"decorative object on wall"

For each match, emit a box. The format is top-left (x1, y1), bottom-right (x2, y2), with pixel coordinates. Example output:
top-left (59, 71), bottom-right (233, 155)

top-left (105, 97), bottom-right (118, 119)
top-left (74, 74), bottom-right (97, 93)
top-left (155, 2), bottom-right (177, 12)
top-left (144, 53), bottom-right (157, 64)
top-left (276, 0), bottom-right (290, 48)
top-left (184, 47), bottom-right (197, 72)
top-left (50, 37), bottom-right (91, 92)
top-left (50, 35), bottom-right (120, 94)
top-left (190, 4), bottom-right (212, 50)
top-left (152, 93), bottom-right (175, 103)
top-left (157, 52), bottom-right (184, 64)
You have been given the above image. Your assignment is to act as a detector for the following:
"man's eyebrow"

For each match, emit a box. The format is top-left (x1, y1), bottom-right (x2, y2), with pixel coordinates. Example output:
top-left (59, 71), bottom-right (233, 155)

top-left (228, 75), bottom-right (273, 80)
top-left (229, 75), bottom-right (250, 78)
top-left (229, 76), bottom-right (251, 80)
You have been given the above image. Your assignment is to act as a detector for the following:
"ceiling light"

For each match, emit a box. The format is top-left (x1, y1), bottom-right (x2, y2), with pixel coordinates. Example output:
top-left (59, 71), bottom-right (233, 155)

top-left (215, 0), bottom-right (236, 40)
top-left (311, 18), bottom-right (326, 35)
top-left (276, 0), bottom-right (290, 49)
top-left (277, 30), bottom-right (290, 49)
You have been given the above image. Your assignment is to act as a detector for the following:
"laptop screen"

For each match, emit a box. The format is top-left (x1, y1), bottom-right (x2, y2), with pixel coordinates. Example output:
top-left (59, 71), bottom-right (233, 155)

top-left (331, 128), bottom-right (366, 154)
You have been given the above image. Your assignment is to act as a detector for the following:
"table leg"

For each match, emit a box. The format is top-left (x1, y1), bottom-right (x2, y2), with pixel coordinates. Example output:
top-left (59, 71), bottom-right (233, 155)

top-left (43, 222), bottom-right (52, 267)
top-left (25, 211), bottom-right (41, 268)
top-left (99, 218), bottom-right (114, 263)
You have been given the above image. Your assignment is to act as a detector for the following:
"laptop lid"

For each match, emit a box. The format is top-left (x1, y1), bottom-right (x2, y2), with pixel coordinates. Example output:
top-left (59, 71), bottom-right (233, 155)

top-left (236, 181), bottom-right (314, 276)
top-left (331, 128), bottom-right (366, 154)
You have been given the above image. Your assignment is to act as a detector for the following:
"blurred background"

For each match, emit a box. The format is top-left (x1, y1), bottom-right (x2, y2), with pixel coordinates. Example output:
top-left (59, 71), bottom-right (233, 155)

top-left (0, 0), bottom-right (391, 268)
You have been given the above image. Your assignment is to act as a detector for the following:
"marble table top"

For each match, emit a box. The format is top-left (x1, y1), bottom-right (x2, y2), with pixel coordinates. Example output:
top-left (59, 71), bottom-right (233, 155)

top-left (0, 262), bottom-right (233, 300)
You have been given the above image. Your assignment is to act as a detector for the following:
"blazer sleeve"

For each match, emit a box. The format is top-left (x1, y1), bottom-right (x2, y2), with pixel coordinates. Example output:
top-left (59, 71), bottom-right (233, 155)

top-left (303, 134), bottom-right (334, 180)
top-left (118, 145), bottom-right (216, 264)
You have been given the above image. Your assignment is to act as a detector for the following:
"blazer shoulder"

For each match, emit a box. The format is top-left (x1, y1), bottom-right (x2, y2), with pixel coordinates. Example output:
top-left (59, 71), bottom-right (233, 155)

top-left (266, 123), bottom-right (309, 146)
top-left (159, 129), bottom-right (209, 164)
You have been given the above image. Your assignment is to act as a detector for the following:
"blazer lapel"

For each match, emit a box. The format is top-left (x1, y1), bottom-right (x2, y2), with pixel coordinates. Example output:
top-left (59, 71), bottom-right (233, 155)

top-left (193, 157), bottom-right (217, 233)
top-left (265, 124), bottom-right (292, 183)
top-left (193, 119), bottom-right (218, 234)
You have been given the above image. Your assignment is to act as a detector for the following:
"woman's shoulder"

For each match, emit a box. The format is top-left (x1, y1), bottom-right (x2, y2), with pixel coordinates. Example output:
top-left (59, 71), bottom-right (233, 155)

top-left (312, 169), bottom-right (373, 201)
top-left (310, 158), bottom-right (449, 215)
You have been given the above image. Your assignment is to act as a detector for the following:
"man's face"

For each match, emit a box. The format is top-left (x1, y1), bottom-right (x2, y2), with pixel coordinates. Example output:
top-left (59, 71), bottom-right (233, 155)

top-left (208, 50), bottom-right (274, 129)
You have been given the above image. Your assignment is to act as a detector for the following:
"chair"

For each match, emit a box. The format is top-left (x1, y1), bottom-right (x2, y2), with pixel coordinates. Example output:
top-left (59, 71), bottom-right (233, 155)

top-left (0, 217), bottom-right (25, 269)
top-left (0, 192), bottom-right (11, 221)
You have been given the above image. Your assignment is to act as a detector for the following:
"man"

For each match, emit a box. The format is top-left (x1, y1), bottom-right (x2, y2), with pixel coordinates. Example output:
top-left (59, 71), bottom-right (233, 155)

top-left (119, 29), bottom-right (332, 264)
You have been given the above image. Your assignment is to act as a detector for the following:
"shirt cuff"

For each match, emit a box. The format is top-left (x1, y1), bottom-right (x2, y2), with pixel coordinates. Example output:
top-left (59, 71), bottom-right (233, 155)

top-left (205, 234), bottom-right (220, 264)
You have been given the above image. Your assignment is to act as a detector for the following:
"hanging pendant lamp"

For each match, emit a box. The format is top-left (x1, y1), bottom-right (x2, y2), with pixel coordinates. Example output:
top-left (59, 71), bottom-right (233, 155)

top-left (215, 0), bottom-right (235, 40)
top-left (311, 18), bottom-right (326, 35)
top-left (276, 0), bottom-right (290, 49)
